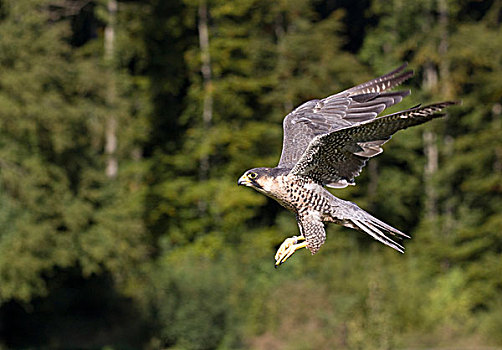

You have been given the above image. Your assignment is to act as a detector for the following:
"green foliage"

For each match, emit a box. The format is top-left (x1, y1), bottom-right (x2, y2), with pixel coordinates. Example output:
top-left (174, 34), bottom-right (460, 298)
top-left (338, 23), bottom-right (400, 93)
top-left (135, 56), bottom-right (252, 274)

top-left (150, 253), bottom-right (238, 350)
top-left (0, 0), bottom-right (149, 302)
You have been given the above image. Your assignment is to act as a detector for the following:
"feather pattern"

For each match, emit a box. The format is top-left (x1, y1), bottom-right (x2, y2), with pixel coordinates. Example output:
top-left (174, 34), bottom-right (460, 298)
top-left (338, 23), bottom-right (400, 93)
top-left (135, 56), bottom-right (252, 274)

top-left (278, 64), bottom-right (413, 169)
top-left (238, 64), bottom-right (459, 264)
top-left (291, 102), bottom-right (458, 186)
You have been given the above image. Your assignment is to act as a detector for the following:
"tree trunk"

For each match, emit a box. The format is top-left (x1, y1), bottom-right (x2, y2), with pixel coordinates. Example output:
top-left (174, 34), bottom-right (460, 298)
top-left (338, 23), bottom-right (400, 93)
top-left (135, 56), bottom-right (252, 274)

top-left (105, 0), bottom-right (118, 179)
top-left (438, 0), bottom-right (451, 99)
top-left (198, 0), bottom-right (212, 182)
top-left (423, 0), bottom-right (450, 220)
top-left (274, 12), bottom-right (293, 113)
top-left (423, 129), bottom-right (438, 219)
top-left (422, 62), bottom-right (438, 220)
top-left (197, 0), bottom-right (212, 214)
top-left (438, 0), bottom-right (454, 235)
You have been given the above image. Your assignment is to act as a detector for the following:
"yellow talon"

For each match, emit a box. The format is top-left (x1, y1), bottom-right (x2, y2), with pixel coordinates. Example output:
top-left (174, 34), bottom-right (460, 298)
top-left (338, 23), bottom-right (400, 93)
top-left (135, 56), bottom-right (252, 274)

top-left (275, 236), bottom-right (307, 266)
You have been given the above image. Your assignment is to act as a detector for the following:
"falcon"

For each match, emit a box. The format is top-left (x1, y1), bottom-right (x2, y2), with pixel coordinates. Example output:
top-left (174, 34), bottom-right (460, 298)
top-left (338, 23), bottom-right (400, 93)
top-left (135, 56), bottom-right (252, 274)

top-left (237, 63), bottom-right (458, 266)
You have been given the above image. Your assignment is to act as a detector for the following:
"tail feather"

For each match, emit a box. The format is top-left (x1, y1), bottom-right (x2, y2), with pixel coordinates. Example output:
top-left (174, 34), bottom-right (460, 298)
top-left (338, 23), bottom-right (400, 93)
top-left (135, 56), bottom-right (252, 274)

top-left (368, 215), bottom-right (410, 239)
top-left (350, 217), bottom-right (407, 253)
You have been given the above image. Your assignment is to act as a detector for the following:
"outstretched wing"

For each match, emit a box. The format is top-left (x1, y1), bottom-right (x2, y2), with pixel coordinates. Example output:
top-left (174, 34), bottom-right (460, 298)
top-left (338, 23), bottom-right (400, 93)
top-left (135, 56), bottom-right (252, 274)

top-left (291, 102), bottom-right (458, 187)
top-left (278, 63), bottom-right (413, 169)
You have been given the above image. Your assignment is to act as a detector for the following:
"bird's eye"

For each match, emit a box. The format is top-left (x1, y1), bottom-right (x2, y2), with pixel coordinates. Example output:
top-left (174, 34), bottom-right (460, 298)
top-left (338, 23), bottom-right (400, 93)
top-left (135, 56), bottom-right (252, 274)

top-left (248, 172), bottom-right (257, 179)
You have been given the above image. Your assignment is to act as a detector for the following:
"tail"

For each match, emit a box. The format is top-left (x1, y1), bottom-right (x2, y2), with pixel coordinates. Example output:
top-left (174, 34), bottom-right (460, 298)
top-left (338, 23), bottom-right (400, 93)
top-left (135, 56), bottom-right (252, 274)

top-left (344, 209), bottom-right (410, 253)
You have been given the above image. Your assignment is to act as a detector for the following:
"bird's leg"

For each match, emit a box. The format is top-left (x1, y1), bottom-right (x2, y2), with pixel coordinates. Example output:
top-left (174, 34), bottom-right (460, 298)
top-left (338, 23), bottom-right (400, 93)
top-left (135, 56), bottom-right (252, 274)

top-left (274, 235), bottom-right (307, 267)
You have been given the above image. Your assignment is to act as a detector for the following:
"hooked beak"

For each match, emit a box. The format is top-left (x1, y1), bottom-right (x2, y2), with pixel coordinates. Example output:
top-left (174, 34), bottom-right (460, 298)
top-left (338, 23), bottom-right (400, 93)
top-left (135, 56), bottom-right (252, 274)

top-left (237, 174), bottom-right (252, 187)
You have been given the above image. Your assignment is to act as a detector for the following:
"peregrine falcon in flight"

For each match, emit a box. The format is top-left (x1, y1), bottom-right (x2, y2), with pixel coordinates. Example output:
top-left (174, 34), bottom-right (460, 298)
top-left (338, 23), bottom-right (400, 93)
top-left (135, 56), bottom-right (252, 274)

top-left (237, 63), bottom-right (457, 266)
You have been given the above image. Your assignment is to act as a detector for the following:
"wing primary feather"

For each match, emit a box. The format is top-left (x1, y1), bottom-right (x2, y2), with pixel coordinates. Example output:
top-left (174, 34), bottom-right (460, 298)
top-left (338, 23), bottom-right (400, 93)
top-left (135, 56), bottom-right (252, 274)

top-left (345, 64), bottom-right (413, 95)
top-left (290, 101), bottom-right (459, 187)
top-left (380, 101), bottom-right (458, 120)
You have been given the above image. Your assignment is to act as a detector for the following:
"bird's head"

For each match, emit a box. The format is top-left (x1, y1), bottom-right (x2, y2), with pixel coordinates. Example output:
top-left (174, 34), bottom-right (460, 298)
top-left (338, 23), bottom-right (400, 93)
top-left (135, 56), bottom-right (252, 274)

top-left (237, 167), bottom-right (274, 193)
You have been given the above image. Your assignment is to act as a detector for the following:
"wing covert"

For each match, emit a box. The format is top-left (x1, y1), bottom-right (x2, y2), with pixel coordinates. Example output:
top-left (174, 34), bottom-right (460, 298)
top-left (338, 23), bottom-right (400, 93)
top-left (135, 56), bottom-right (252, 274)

top-left (290, 102), bottom-right (459, 187)
top-left (277, 64), bottom-right (413, 169)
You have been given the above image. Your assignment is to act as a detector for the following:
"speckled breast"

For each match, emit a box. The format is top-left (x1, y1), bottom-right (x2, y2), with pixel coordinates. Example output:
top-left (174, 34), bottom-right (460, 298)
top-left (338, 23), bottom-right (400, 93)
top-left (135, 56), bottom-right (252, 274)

top-left (271, 174), bottom-right (331, 216)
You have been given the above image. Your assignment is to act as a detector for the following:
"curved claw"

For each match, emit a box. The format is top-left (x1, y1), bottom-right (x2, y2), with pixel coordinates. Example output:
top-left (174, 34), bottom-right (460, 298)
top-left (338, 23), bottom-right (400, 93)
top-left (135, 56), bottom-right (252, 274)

top-left (274, 235), bottom-right (307, 267)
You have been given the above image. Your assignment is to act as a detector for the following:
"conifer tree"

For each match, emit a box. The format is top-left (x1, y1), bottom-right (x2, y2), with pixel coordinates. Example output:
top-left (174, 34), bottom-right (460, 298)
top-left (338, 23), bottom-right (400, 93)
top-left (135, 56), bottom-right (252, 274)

top-left (0, 0), bottom-right (150, 302)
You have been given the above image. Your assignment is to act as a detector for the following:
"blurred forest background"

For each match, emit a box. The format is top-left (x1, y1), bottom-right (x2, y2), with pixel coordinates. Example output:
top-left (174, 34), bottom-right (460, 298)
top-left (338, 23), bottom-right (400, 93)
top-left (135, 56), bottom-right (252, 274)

top-left (0, 0), bottom-right (501, 349)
